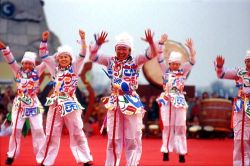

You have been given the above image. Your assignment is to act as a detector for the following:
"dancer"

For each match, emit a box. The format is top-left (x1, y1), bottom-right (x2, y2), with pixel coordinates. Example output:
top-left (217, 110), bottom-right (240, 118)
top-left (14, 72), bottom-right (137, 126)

top-left (156, 34), bottom-right (196, 163)
top-left (89, 29), bottom-right (158, 166)
top-left (214, 51), bottom-right (250, 166)
top-left (0, 41), bottom-right (46, 165)
top-left (37, 30), bottom-right (93, 166)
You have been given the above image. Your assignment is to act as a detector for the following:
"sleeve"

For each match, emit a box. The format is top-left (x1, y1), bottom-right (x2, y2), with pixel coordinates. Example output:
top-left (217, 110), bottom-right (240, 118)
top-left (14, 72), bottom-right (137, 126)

top-left (135, 41), bottom-right (162, 66)
top-left (215, 66), bottom-right (238, 80)
top-left (182, 62), bottom-right (193, 77)
top-left (39, 41), bottom-right (56, 75)
top-left (36, 62), bottom-right (47, 76)
top-left (1, 46), bottom-right (20, 74)
top-left (73, 39), bottom-right (86, 74)
top-left (181, 49), bottom-right (197, 77)
top-left (89, 43), bottom-right (111, 66)
top-left (134, 48), bottom-right (153, 66)
top-left (156, 42), bottom-right (167, 72)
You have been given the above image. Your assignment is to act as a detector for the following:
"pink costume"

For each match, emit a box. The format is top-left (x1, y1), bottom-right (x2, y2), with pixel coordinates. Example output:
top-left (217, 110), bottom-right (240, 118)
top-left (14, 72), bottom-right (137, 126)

top-left (36, 41), bottom-right (93, 165)
top-left (1, 48), bottom-right (46, 162)
top-left (215, 51), bottom-right (250, 166)
top-left (157, 49), bottom-right (195, 157)
top-left (89, 38), bottom-right (154, 166)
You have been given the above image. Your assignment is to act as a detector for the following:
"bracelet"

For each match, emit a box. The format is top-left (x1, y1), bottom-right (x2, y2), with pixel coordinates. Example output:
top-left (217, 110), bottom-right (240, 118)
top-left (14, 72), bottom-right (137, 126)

top-left (41, 40), bottom-right (47, 43)
top-left (159, 42), bottom-right (164, 45)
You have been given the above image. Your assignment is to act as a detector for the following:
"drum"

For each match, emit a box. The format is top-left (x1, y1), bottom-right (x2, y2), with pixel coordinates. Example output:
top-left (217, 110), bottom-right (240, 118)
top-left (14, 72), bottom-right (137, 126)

top-left (200, 98), bottom-right (232, 132)
top-left (142, 40), bottom-right (190, 87)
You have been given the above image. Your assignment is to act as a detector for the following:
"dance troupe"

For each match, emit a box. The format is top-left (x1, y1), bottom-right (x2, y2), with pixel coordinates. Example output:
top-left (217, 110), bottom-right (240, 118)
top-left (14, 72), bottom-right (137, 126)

top-left (0, 29), bottom-right (249, 166)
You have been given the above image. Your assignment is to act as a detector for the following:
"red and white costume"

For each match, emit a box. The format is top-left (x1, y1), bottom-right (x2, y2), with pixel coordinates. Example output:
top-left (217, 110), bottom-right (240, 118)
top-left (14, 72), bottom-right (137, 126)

top-left (1, 48), bottom-right (46, 162)
top-left (37, 42), bottom-right (93, 165)
top-left (89, 33), bottom-right (154, 166)
top-left (157, 50), bottom-right (195, 155)
top-left (215, 50), bottom-right (250, 166)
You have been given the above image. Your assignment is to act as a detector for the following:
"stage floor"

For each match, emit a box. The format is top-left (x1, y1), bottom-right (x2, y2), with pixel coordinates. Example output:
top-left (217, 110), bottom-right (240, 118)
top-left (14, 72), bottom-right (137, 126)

top-left (0, 135), bottom-right (233, 166)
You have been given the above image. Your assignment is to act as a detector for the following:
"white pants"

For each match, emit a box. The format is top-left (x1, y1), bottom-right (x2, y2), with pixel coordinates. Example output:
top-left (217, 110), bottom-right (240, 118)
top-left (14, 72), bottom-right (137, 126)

top-left (37, 107), bottom-right (93, 165)
top-left (105, 108), bottom-right (143, 166)
top-left (233, 111), bottom-right (250, 166)
top-left (136, 113), bottom-right (144, 165)
top-left (160, 103), bottom-right (187, 155)
top-left (7, 110), bottom-right (45, 162)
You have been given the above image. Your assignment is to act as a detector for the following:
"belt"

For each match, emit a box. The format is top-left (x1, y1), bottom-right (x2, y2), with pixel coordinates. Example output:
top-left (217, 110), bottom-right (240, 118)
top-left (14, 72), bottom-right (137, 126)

top-left (112, 89), bottom-right (133, 96)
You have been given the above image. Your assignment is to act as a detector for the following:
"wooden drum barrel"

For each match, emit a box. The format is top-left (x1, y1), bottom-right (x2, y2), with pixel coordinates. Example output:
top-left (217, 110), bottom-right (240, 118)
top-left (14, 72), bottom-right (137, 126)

top-left (200, 98), bottom-right (233, 133)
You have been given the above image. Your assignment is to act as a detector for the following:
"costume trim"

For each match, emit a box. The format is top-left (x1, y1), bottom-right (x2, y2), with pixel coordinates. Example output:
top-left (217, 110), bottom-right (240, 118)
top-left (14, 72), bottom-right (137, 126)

top-left (8, 60), bottom-right (16, 64)
top-left (41, 54), bottom-right (49, 59)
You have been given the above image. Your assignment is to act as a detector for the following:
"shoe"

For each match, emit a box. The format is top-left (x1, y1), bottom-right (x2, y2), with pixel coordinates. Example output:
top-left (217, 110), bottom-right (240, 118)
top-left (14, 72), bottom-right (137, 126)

top-left (179, 154), bottom-right (185, 163)
top-left (83, 161), bottom-right (93, 166)
top-left (163, 153), bottom-right (169, 161)
top-left (5, 157), bottom-right (14, 165)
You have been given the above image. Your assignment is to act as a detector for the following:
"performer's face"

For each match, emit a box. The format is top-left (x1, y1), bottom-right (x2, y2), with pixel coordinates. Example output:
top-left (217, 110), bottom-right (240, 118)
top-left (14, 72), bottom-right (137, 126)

top-left (57, 53), bottom-right (72, 68)
top-left (169, 62), bottom-right (180, 71)
top-left (115, 46), bottom-right (130, 61)
top-left (245, 59), bottom-right (250, 71)
top-left (22, 61), bottom-right (34, 71)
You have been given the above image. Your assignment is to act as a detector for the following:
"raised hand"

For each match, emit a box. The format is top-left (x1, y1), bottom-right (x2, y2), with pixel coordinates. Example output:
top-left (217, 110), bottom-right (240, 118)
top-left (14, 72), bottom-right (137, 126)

top-left (42, 31), bottom-right (49, 42)
top-left (79, 29), bottom-right (87, 49)
top-left (79, 29), bottom-right (85, 40)
top-left (160, 33), bottom-right (168, 44)
top-left (0, 41), bottom-right (6, 50)
top-left (215, 55), bottom-right (225, 68)
top-left (94, 31), bottom-right (108, 46)
top-left (141, 29), bottom-right (154, 44)
top-left (185, 38), bottom-right (196, 57)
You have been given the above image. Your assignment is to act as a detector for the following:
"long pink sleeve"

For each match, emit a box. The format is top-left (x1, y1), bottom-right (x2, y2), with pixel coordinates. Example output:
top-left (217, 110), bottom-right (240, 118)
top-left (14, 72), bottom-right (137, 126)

top-left (215, 66), bottom-right (238, 80)
top-left (39, 41), bottom-right (56, 75)
top-left (35, 62), bottom-right (47, 76)
top-left (1, 46), bottom-right (20, 75)
top-left (89, 43), bottom-right (111, 66)
top-left (73, 39), bottom-right (86, 74)
top-left (182, 62), bottom-right (193, 77)
top-left (135, 46), bottom-right (156, 66)
top-left (157, 43), bottom-right (167, 72)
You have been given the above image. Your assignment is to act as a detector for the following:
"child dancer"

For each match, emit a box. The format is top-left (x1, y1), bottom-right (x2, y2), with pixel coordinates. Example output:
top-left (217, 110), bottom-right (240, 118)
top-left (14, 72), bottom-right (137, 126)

top-left (156, 34), bottom-right (196, 163)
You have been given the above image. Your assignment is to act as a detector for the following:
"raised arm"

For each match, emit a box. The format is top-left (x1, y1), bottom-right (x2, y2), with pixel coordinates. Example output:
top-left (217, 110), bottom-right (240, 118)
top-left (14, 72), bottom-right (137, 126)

top-left (89, 31), bottom-right (111, 66)
top-left (157, 33), bottom-right (168, 72)
top-left (39, 31), bottom-right (56, 75)
top-left (0, 41), bottom-right (20, 74)
top-left (73, 29), bottom-right (87, 74)
top-left (135, 29), bottom-right (158, 66)
top-left (214, 55), bottom-right (237, 80)
top-left (35, 62), bottom-right (47, 76)
top-left (182, 38), bottom-right (196, 76)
